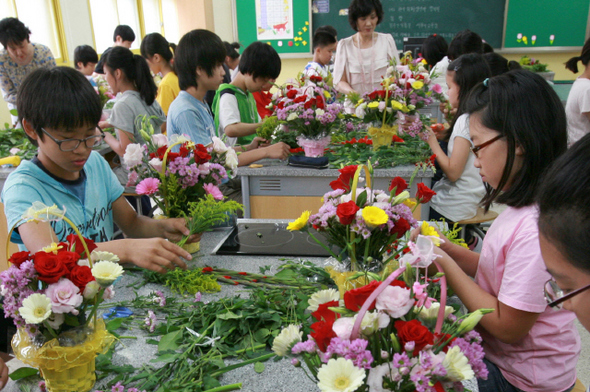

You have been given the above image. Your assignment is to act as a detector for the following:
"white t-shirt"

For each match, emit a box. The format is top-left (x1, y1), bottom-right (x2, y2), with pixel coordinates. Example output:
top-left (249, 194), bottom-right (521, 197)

top-left (304, 61), bottom-right (329, 79)
top-left (429, 114), bottom-right (485, 221)
top-left (431, 56), bottom-right (449, 96)
top-left (565, 77), bottom-right (590, 146)
top-left (218, 91), bottom-right (260, 147)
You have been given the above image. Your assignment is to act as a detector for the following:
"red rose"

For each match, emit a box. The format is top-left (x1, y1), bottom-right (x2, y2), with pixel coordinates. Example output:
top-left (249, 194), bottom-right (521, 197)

top-left (316, 97), bottom-right (325, 109)
top-left (336, 201), bottom-right (360, 225)
top-left (312, 300), bottom-right (340, 323)
top-left (329, 178), bottom-right (349, 192)
top-left (416, 183), bottom-right (436, 203)
top-left (389, 177), bottom-right (408, 195)
top-left (58, 251), bottom-right (80, 271)
top-left (67, 265), bottom-right (95, 291)
top-left (293, 95), bottom-right (307, 104)
top-left (390, 217), bottom-right (411, 239)
top-left (194, 144), bottom-right (212, 164)
top-left (433, 382), bottom-right (445, 392)
top-left (304, 98), bottom-right (315, 109)
top-left (310, 320), bottom-right (337, 352)
top-left (179, 145), bottom-right (190, 157)
top-left (286, 89), bottom-right (297, 99)
top-left (276, 101), bottom-right (285, 109)
top-left (434, 332), bottom-right (455, 353)
top-left (150, 145), bottom-right (169, 160)
top-left (310, 75), bottom-right (323, 83)
top-left (66, 234), bottom-right (97, 258)
top-left (344, 280), bottom-right (407, 311)
top-left (166, 152), bottom-right (180, 162)
top-left (394, 319), bottom-right (434, 356)
top-left (34, 252), bottom-right (68, 284)
top-left (8, 251), bottom-right (31, 268)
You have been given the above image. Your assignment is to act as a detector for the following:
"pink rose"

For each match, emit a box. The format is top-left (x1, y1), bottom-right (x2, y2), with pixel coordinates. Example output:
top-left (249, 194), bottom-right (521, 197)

top-left (375, 286), bottom-right (413, 318)
top-left (152, 134), bottom-right (168, 148)
top-left (204, 183), bottom-right (224, 200)
top-left (149, 157), bottom-right (163, 172)
top-left (45, 278), bottom-right (83, 314)
top-left (432, 84), bottom-right (442, 94)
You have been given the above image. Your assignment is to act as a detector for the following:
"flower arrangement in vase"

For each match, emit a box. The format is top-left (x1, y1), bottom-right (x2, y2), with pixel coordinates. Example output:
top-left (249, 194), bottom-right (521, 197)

top-left (1, 203), bottom-right (120, 392)
top-left (287, 163), bottom-right (436, 292)
top-left (270, 74), bottom-right (343, 157)
top-left (124, 116), bottom-right (242, 252)
top-left (272, 234), bottom-right (492, 392)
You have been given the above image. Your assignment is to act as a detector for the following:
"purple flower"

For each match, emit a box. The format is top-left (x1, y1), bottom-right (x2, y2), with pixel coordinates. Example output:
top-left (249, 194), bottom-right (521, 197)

top-left (152, 290), bottom-right (166, 307)
top-left (112, 382), bottom-right (124, 392)
top-left (144, 310), bottom-right (158, 333)
top-left (194, 292), bottom-right (202, 303)
top-left (292, 339), bottom-right (317, 354)
top-left (393, 352), bottom-right (411, 368)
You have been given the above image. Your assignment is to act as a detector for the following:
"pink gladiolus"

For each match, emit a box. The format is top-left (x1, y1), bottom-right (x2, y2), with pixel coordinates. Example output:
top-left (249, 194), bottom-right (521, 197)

top-left (136, 178), bottom-right (160, 195)
top-left (203, 183), bottom-right (224, 200)
top-left (432, 84), bottom-right (442, 94)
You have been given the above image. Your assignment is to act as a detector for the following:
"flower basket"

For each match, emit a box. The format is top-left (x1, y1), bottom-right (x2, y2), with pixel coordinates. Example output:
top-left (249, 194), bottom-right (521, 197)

top-left (297, 135), bottom-right (331, 157)
top-left (12, 319), bottom-right (115, 392)
top-left (367, 124), bottom-right (398, 151)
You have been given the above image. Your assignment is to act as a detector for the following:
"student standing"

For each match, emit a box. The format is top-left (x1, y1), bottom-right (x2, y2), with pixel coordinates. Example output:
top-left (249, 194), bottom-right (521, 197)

top-left (304, 27), bottom-right (338, 80)
top-left (94, 25), bottom-right (135, 74)
top-left (565, 38), bottom-right (590, 146)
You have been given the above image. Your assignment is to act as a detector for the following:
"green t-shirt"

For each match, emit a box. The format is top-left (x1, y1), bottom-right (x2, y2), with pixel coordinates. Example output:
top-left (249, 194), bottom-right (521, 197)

top-left (212, 83), bottom-right (257, 146)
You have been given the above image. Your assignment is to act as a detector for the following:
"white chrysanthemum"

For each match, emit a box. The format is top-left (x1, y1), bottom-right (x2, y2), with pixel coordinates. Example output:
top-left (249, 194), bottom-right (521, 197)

top-left (287, 112), bottom-right (298, 121)
top-left (91, 261), bottom-right (124, 287)
top-left (22, 202), bottom-right (65, 222)
top-left (271, 324), bottom-right (302, 357)
top-left (442, 346), bottom-right (475, 381)
top-left (19, 293), bottom-right (52, 324)
top-left (317, 358), bottom-right (365, 392)
top-left (307, 289), bottom-right (340, 312)
top-left (91, 251), bottom-right (121, 263)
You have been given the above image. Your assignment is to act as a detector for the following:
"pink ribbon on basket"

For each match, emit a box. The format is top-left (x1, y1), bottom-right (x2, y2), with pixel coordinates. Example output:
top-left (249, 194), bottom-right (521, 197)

top-left (350, 239), bottom-right (448, 339)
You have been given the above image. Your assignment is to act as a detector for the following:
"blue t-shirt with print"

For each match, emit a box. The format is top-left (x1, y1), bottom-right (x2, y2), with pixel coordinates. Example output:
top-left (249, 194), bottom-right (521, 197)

top-left (167, 90), bottom-right (216, 146)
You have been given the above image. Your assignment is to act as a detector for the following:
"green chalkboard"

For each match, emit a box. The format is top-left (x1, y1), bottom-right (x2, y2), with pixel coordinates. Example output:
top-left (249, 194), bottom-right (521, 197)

top-left (235, 0), bottom-right (313, 56)
top-left (312, 0), bottom-right (505, 49)
top-left (504, 0), bottom-right (590, 48)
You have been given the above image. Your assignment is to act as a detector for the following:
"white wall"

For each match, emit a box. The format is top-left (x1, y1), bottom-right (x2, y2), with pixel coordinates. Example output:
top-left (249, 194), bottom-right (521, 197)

top-left (212, 0), bottom-right (235, 42)
top-left (60, 0), bottom-right (95, 62)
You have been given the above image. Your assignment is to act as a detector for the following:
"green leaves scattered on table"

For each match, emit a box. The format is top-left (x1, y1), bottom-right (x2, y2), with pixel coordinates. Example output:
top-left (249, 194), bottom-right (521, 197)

top-left (0, 126), bottom-right (37, 160)
top-left (142, 267), bottom-right (221, 295)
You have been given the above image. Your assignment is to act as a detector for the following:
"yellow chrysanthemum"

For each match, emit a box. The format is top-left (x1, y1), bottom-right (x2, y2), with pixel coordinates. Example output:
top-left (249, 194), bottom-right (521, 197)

top-left (367, 102), bottom-right (380, 109)
top-left (403, 198), bottom-right (416, 209)
top-left (391, 100), bottom-right (404, 111)
top-left (42, 242), bottom-right (64, 255)
top-left (287, 211), bottom-right (310, 231)
top-left (421, 221), bottom-right (441, 246)
top-left (362, 207), bottom-right (388, 228)
top-left (412, 81), bottom-right (424, 90)
top-left (324, 91), bottom-right (331, 99)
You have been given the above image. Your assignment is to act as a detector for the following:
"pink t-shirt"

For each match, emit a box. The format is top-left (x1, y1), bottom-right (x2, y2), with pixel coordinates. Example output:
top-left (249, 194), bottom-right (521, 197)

top-left (475, 205), bottom-right (580, 392)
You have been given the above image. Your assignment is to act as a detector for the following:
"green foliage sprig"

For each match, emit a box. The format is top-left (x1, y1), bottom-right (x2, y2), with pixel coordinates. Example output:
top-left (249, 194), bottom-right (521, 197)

top-left (256, 115), bottom-right (279, 140)
top-left (143, 268), bottom-right (221, 295)
top-left (0, 126), bottom-right (37, 160)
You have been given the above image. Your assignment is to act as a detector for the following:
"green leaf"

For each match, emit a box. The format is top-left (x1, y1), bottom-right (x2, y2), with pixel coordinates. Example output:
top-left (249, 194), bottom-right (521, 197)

top-left (150, 353), bottom-right (180, 363)
top-left (158, 329), bottom-right (183, 352)
top-left (9, 109), bottom-right (18, 116)
top-left (9, 367), bottom-right (38, 380)
top-left (253, 328), bottom-right (270, 342)
top-left (202, 375), bottom-right (221, 389)
top-left (254, 362), bottom-right (265, 373)
top-left (356, 190), bottom-right (367, 207)
top-left (217, 311), bottom-right (241, 320)
top-left (64, 313), bottom-right (80, 327)
top-left (106, 317), bottom-right (124, 331)
top-left (146, 338), bottom-right (159, 345)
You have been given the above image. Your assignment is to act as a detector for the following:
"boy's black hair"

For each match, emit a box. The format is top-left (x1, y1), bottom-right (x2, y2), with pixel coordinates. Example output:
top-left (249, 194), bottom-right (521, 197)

top-left (482, 42), bottom-right (494, 53)
top-left (483, 52), bottom-right (521, 77)
top-left (0, 17), bottom-right (31, 49)
top-left (140, 33), bottom-right (174, 63)
top-left (316, 25), bottom-right (338, 39)
top-left (104, 46), bottom-right (157, 106)
top-left (239, 42), bottom-right (281, 80)
top-left (348, 0), bottom-right (384, 32)
top-left (175, 29), bottom-right (226, 91)
top-left (465, 69), bottom-right (567, 211)
top-left (74, 45), bottom-right (99, 69)
top-left (113, 25), bottom-right (135, 43)
top-left (421, 34), bottom-right (448, 67)
top-left (565, 37), bottom-right (590, 74)
top-left (224, 42), bottom-right (241, 60)
top-left (444, 53), bottom-right (491, 142)
top-left (538, 133), bottom-right (590, 274)
top-left (447, 30), bottom-right (483, 61)
top-left (17, 67), bottom-right (101, 145)
top-left (313, 30), bottom-right (337, 51)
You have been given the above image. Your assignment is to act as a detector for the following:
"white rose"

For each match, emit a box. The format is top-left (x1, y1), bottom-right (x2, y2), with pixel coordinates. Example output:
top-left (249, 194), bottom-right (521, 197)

top-left (415, 302), bottom-right (454, 327)
top-left (332, 316), bottom-right (355, 340)
top-left (211, 137), bottom-right (229, 153)
top-left (355, 103), bottom-right (367, 119)
top-left (225, 149), bottom-right (238, 172)
top-left (152, 133), bottom-right (168, 147)
top-left (123, 143), bottom-right (144, 169)
top-left (149, 157), bottom-right (163, 172)
top-left (46, 313), bottom-right (65, 329)
top-left (287, 112), bottom-right (298, 121)
top-left (315, 108), bottom-right (325, 117)
top-left (375, 286), bottom-right (413, 318)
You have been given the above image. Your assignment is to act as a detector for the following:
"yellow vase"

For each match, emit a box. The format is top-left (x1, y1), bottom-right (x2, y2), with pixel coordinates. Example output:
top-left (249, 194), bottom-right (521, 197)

top-left (11, 319), bottom-right (115, 392)
top-left (325, 259), bottom-right (400, 298)
top-left (367, 124), bottom-right (398, 151)
top-left (182, 241), bottom-right (201, 254)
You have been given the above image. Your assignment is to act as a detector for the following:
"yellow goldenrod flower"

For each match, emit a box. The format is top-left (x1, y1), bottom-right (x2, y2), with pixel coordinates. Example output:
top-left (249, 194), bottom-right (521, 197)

top-left (42, 243), bottom-right (64, 255)
top-left (287, 211), bottom-right (310, 231)
top-left (412, 81), bottom-right (424, 90)
top-left (362, 207), bottom-right (388, 228)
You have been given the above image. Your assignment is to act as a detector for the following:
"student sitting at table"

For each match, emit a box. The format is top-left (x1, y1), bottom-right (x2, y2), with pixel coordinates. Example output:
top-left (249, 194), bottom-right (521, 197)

top-left (74, 44), bottom-right (98, 87)
top-left (1, 67), bottom-right (198, 273)
top-left (212, 41), bottom-right (281, 147)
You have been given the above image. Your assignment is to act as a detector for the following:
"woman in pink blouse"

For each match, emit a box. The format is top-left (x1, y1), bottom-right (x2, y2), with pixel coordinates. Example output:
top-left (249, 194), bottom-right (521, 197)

top-left (333, 0), bottom-right (398, 96)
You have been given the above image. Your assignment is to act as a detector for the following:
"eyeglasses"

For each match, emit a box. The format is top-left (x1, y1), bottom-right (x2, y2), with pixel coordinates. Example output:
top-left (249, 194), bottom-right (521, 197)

top-left (544, 278), bottom-right (590, 308)
top-left (471, 135), bottom-right (503, 158)
top-left (41, 127), bottom-right (105, 152)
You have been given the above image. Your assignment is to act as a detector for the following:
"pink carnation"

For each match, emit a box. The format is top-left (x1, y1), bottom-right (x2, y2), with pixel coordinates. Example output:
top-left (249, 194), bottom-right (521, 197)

top-left (203, 183), bottom-right (224, 200)
top-left (136, 178), bottom-right (160, 195)
top-left (45, 278), bottom-right (83, 314)
top-left (432, 84), bottom-right (442, 94)
top-left (126, 171), bottom-right (139, 187)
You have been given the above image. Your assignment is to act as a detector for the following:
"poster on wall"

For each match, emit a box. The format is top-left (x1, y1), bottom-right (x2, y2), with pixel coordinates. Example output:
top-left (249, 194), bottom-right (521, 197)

top-left (256, 0), bottom-right (294, 40)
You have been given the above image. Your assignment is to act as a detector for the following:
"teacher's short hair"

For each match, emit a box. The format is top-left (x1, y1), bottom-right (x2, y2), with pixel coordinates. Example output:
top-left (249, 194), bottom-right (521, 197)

top-left (348, 0), bottom-right (384, 32)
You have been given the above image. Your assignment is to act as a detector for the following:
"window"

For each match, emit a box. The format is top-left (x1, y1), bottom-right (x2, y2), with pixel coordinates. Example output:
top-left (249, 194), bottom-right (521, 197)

top-left (141, 0), bottom-right (162, 36)
top-left (161, 0), bottom-right (180, 45)
top-left (88, 0), bottom-right (141, 53)
top-left (139, 0), bottom-right (180, 45)
top-left (1, 0), bottom-right (66, 62)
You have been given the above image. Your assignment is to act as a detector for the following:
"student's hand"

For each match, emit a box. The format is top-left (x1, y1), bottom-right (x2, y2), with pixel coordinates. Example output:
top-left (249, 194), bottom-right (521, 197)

top-left (248, 137), bottom-right (270, 150)
top-left (426, 128), bottom-right (438, 146)
top-left (0, 357), bottom-right (9, 390)
top-left (98, 120), bottom-right (111, 129)
top-left (123, 238), bottom-right (191, 273)
top-left (264, 142), bottom-right (290, 160)
top-left (157, 217), bottom-right (194, 243)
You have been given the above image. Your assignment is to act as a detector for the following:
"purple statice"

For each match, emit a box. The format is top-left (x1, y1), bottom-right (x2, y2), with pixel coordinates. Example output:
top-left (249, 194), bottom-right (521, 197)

top-left (152, 291), bottom-right (166, 307)
top-left (194, 292), bottom-right (202, 303)
top-left (323, 188), bottom-right (346, 200)
top-left (310, 203), bottom-right (337, 228)
top-left (392, 203), bottom-right (418, 227)
top-left (301, 108), bottom-right (315, 121)
top-left (144, 310), bottom-right (158, 333)
top-left (208, 163), bottom-right (228, 184)
top-left (0, 264), bottom-right (37, 327)
top-left (393, 352), bottom-right (411, 368)
top-left (166, 156), bottom-right (190, 176)
top-left (179, 163), bottom-right (201, 188)
top-left (291, 358), bottom-right (300, 366)
top-left (292, 339), bottom-right (317, 354)
top-left (325, 338), bottom-right (373, 369)
top-left (452, 382), bottom-right (465, 392)
top-left (463, 330), bottom-right (483, 344)
top-left (450, 335), bottom-right (488, 379)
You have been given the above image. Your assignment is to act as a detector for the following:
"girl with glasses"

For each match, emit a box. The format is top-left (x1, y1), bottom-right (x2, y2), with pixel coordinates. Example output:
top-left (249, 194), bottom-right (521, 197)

top-left (427, 70), bottom-right (580, 392)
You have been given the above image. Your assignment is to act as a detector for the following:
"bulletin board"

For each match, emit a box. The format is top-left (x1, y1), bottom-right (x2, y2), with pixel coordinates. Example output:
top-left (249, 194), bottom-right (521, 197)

top-left (234, 0), bottom-right (313, 58)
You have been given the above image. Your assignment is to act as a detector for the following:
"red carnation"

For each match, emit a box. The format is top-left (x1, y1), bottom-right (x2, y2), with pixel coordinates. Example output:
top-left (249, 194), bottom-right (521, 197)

top-left (316, 98), bottom-right (325, 109)
top-left (329, 178), bottom-right (349, 192)
top-left (416, 183), bottom-right (436, 203)
top-left (34, 252), bottom-right (68, 284)
top-left (392, 135), bottom-right (405, 143)
top-left (304, 98), bottom-right (316, 109)
top-left (336, 201), bottom-right (360, 225)
top-left (66, 234), bottom-right (97, 258)
top-left (389, 177), bottom-right (408, 195)
top-left (286, 89), bottom-right (297, 99)
top-left (394, 319), bottom-right (434, 356)
top-left (312, 300), bottom-right (340, 323)
top-left (202, 267), bottom-right (213, 273)
top-left (310, 320), bottom-right (337, 352)
top-left (310, 75), bottom-right (323, 83)
top-left (179, 145), bottom-right (190, 157)
top-left (194, 144), bottom-right (212, 164)
top-left (67, 265), bottom-right (95, 291)
top-left (337, 165), bottom-right (358, 188)
top-left (293, 95), bottom-right (307, 104)
top-left (8, 251), bottom-right (31, 268)
top-left (390, 217), bottom-right (411, 238)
